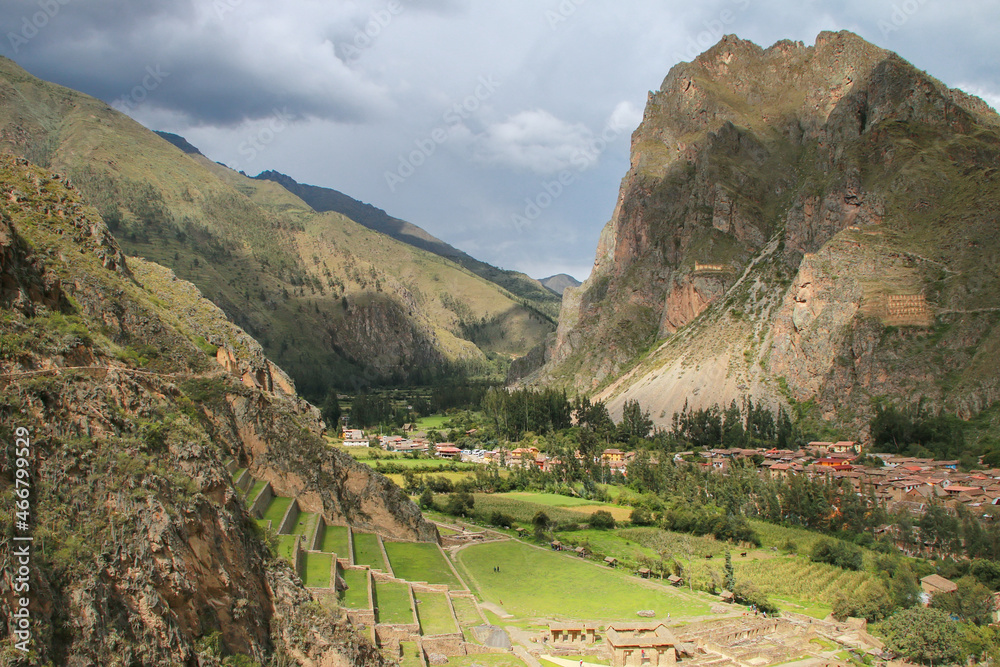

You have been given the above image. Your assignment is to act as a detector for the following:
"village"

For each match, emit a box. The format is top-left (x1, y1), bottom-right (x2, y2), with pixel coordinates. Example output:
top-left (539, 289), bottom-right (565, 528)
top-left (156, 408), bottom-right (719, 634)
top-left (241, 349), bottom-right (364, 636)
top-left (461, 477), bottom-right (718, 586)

top-left (340, 428), bottom-right (1000, 525)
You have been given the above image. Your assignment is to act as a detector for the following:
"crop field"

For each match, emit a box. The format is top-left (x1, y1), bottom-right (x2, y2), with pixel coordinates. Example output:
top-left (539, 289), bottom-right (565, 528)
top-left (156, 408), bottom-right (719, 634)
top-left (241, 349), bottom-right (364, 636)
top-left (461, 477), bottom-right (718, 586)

top-left (353, 532), bottom-right (386, 570)
top-left (384, 541), bottom-right (462, 588)
top-left (733, 556), bottom-right (876, 612)
top-left (375, 581), bottom-right (415, 624)
top-left (302, 552), bottom-right (333, 588)
top-left (340, 568), bottom-right (370, 609)
top-left (471, 494), bottom-right (593, 526)
top-left (414, 589), bottom-right (458, 635)
top-left (320, 524), bottom-right (350, 556)
top-left (456, 540), bottom-right (711, 620)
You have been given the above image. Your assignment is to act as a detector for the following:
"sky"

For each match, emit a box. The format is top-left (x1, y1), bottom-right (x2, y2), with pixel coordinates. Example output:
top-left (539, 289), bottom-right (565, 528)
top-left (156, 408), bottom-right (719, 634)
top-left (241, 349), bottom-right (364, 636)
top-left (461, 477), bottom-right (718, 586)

top-left (2, 1), bottom-right (999, 281)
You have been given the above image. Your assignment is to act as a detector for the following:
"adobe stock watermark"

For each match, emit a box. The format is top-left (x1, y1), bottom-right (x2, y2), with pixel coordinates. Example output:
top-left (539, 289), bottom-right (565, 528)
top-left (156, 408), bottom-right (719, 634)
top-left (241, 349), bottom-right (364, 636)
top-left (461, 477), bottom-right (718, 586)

top-left (213, 0), bottom-right (246, 21)
top-left (229, 107), bottom-right (293, 173)
top-left (671, 0), bottom-right (751, 63)
top-left (511, 114), bottom-right (630, 232)
top-left (877, 0), bottom-right (930, 38)
top-left (383, 75), bottom-right (501, 192)
top-left (113, 65), bottom-right (170, 112)
top-left (6, 0), bottom-right (72, 54)
top-left (338, 0), bottom-right (408, 62)
top-left (545, 0), bottom-right (586, 30)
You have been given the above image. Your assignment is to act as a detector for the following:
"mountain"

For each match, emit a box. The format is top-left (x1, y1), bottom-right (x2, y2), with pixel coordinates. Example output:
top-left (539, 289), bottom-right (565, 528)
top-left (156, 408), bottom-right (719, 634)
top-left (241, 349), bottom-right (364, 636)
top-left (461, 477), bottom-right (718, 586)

top-left (154, 130), bottom-right (203, 155)
top-left (0, 152), bottom-right (430, 663)
top-left (539, 273), bottom-right (582, 296)
top-left (253, 169), bottom-right (563, 319)
top-left (0, 56), bottom-right (555, 400)
top-left (532, 31), bottom-right (1000, 436)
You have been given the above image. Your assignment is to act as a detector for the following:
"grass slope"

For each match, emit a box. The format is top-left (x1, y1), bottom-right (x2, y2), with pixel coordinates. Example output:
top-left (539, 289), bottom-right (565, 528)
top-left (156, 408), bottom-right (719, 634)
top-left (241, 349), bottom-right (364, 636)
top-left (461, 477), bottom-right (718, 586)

top-left (384, 541), bottom-right (462, 589)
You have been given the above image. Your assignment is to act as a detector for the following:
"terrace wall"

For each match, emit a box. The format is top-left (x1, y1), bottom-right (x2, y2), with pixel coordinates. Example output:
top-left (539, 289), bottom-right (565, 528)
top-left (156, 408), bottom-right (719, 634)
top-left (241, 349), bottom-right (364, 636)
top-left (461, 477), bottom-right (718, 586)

top-left (277, 498), bottom-right (299, 535)
top-left (249, 481), bottom-right (273, 518)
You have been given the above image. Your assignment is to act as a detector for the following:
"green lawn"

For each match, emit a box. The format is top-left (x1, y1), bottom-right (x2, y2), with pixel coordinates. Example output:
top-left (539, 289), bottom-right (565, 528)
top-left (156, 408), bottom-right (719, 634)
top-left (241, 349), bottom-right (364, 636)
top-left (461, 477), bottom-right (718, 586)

top-left (398, 641), bottom-right (424, 667)
top-left (415, 414), bottom-right (450, 430)
top-left (375, 581), bottom-right (414, 624)
top-left (451, 596), bottom-right (484, 641)
top-left (276, 534), bottom-right (298, 564)
top-left (364, 458), bottom-right (477, 470)
top-left (262, 496), bottom-right (293, 528)
top-left (291, 511), bottom-right (319, 537)
top-left (384, 541), bottom-right (462, 589)
top-left (456, 540), bottom-right (711, 621)
top-left (414, 589), bottom-right (458, 635)
top-left (498, 492), bottom-right (611, 508)
top-left (302, 552), bottom-right (333, 588)
top-left (340, 568), bottom-right (370, 609)
top-left (353, 532), bottom-right (387, 570)
top-left (244, 479), bottom-right (267, 500)
top-left (320, 524), bottom-right (350, 556)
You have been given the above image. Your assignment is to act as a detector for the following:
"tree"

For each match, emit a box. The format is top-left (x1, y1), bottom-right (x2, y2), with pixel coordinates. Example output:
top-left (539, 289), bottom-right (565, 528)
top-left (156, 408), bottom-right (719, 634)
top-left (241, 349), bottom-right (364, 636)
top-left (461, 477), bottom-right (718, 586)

top-left (833, 579), bottom-right (895, 622)
top-left (880, 607), bottom-right (964, 665)
top-left (532, 511), bottom-right (551, 540)
top-left (810, 539), bottom-right (863, 571)
top-left (418, 487), bottom-right (434, 510)
top-left (724, 551), bottom-right (735, 592)
top-left (619, 399), bottom-right (653, 441)
top-left (589, 510), bottom-right (616, 530)
top-left (321, 391), bottom-right (341, 429)
top-left (931, 576), bottom-right (994, 625)
top-left (629, 506), bottom-right (655, 526)
top-left (445, 492), bottom-right (474, 517)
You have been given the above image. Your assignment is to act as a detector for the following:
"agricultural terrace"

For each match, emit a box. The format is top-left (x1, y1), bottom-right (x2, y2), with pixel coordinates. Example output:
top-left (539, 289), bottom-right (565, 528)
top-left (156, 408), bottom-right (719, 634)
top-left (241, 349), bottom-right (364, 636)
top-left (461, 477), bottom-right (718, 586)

top-left (450, 596), bottom-right (485, 642)
top-left (384, 541), bottom-right (463, 589)
top-left (339, 568), bottom-right (370, 609)
top-left (245, 479), bottom-right (267, 501)
top-left (456, 539), bottom-right (712, 621)
top-left (398, 641), bottom-right (424, 667)
top-left (301, 552), bottom-right (332, 588)
top-left (470, 494), bottom-right (614, 526)
top-left (276, 535), bottom-right (297, 563)
top-left (261, 496), bottom-right (293, 527)
top-left (291, 511), bottom-right (319, 537)
top-left (353, 532), bottom-right (386, 570)
top-left (413, 589), bottom-right (458, 635)
top-left (319, 524), bottom-right (350, 556)
top-left (375, 580), bottom-right (415, 624)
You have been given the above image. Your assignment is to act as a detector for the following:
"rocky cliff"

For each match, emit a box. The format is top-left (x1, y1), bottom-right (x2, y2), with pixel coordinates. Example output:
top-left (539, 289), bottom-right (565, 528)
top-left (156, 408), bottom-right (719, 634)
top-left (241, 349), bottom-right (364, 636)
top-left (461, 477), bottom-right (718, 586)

top-left (0, 153), bottom-right (432, 664)
top-left (534, 31), bottom-right (1000, 435)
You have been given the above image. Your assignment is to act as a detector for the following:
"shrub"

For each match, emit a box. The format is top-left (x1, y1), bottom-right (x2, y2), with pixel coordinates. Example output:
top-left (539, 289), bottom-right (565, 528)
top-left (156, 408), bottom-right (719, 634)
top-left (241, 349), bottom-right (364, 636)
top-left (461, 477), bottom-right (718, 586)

top-left (811, 539), bottom-right (863, 571)
top-left (589, 510), bottom-right (616, 530)
top-left (878, 607), bottom-right (963, 665)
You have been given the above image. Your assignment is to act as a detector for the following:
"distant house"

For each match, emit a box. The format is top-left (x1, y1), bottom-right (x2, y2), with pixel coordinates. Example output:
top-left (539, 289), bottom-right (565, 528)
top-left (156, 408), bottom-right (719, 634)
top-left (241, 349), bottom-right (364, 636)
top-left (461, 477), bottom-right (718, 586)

top-left (435, 444), bottom-right (461, 459)
top-left (602, 448), bottom-right (626, 463)
top-left (920, 574), bottom-right (958, 604)
top-left (604, 557), bottom-right (618, 567)
top-left (605, 622), bottom-right (678, 667)
top-left (830, 441), bottom-right (860, 454)
top-left (548, 622), bottom-right (598, 646)
top-left (637, 567), bottom-right (652, 579)
top-left (574, 546), bottom-right (589, 557)
top-left (667, 574), bottom-right (683, 587)
top-left (343, 429), bottom-right (369, 447)
top-left (550, 540), bottom-right (563, 551)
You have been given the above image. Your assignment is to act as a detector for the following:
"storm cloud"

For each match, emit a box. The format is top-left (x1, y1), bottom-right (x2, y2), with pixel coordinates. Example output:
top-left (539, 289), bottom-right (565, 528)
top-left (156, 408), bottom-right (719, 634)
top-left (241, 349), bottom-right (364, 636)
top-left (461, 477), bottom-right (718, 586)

top-left (2, 0), bottom-right (997, 280)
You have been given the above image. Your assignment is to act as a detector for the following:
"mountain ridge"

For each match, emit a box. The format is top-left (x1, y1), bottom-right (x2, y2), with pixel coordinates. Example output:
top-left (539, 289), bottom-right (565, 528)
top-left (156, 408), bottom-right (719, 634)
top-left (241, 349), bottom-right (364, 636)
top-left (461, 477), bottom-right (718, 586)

top-left (532, 31), bottom-right (1000, 436)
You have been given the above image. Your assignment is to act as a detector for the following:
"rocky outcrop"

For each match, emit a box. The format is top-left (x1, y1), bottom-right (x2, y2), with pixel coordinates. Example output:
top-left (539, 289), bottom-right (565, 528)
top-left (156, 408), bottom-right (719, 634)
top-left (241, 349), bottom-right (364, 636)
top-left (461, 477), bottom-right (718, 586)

top-left (534, 31), bottom-right (1000, 431)
top-left (0, 153), bottom-right (424, 664)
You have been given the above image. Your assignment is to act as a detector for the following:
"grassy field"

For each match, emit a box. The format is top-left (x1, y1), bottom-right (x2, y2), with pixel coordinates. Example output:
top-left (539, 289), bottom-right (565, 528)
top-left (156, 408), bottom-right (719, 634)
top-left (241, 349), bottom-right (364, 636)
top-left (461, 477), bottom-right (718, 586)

top-left (471, 494), bottom-right (594, 526)
top-left (302, 552), bottom-right (333, 588)
top-left (385, 471), bottom-right (477, 489)
top-left (734, 555), bottom-right (875, 614)
top-left (451, 596), bottom-right (484, 641)
top-left (291, 511), bottom-right (319, 537)
top-left (414, 589), bottom-right (458, 635)
top-left (398, 641), bottom-right (424, 667)
top-left (353, 532), bottom-right (387, 570)
top-left (384, 541), bottom-right (462, 589)
top-left (262, 496), bottom-right (293, 528)
top-left (245, 479), bottom-right (267, 500)
top-left (340, 568), bottom-right (370, 609)
top-left (456, 540), bottom-right (711, 620)
top-left (375, 580), bottom-right (415, 624)
top-left (415, 414), bottom-right (451, 430)
top-left (320, 524), bottom-right (350, 556)
top-left (367, 458), bottom-right (478, 470)
top-left (276, 534), bottom-right (298, 563)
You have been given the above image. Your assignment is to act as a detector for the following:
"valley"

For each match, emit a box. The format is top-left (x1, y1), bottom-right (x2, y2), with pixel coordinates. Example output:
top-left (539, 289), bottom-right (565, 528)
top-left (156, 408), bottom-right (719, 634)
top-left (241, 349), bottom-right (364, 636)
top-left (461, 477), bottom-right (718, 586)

top-left (1, 23), bottom-right (999, 667)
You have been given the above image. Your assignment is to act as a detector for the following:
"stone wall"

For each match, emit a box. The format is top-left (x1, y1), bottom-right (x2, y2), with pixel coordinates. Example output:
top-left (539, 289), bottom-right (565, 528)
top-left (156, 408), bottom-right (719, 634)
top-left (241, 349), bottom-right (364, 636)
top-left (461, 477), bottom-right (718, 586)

top-left (249, 481), bottom-right (273, 518)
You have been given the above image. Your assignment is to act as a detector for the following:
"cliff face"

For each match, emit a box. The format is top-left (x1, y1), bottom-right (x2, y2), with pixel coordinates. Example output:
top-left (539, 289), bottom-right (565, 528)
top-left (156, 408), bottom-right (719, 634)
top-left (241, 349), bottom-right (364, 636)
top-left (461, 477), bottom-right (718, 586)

top-left (0, 153), bottom-right (430, 664)
top-left (536, 31), bottom-right (1000, 433)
